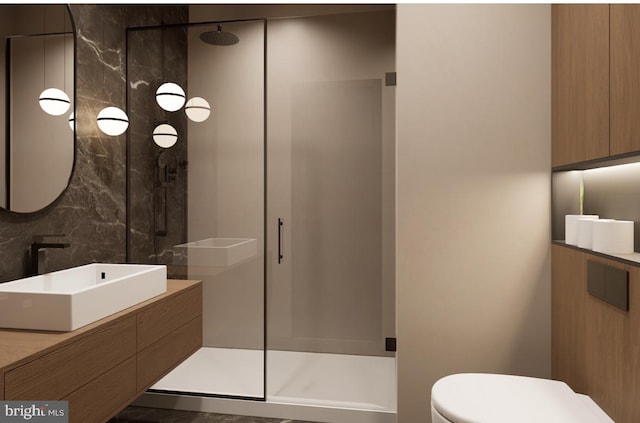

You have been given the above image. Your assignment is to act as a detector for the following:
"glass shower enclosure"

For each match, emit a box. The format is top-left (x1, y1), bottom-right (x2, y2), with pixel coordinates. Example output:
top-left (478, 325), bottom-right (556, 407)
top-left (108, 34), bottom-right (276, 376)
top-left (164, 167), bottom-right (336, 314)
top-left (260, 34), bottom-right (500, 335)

top-left (126, 8), bottom-right (396, 416)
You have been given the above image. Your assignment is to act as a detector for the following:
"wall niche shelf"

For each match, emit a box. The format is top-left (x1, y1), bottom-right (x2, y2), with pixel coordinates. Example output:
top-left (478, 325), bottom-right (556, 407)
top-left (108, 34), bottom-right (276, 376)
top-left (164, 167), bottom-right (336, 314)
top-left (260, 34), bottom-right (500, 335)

top-left (552, 161), bottom-right (640, 254)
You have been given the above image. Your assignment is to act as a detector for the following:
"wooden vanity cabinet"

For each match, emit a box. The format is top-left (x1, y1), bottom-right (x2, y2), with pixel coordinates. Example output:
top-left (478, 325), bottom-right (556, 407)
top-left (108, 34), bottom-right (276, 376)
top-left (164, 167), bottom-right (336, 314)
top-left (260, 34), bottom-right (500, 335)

top-left (552, 245), bottom-right (640, 422)
top-left (0, 279), bottom-right (202, 423)
top-left (552, 4), bottom-right (609, 168)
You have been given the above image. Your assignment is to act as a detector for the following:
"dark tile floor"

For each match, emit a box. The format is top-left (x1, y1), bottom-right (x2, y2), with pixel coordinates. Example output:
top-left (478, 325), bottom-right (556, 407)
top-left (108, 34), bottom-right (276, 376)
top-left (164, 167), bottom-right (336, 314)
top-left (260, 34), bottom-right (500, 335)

top-left (109, 406), bottom-right (319, 423)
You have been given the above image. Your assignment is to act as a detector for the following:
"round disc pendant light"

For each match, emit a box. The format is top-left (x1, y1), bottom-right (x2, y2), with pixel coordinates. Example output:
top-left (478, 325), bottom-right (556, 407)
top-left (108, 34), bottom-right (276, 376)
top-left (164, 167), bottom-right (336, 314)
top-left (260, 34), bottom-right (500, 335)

top-left (185, 97), bottom-right (211, 122)
top-left (153, 123), bottom-right (178, 148)
top-left (97, 106), bottom-right (129, 136)
top-left (156, 82), bottom-right (186, 112)
top-left (68, 112), bottom-right (75, 131)
top-left (39, 88), bottom-right (70, 116)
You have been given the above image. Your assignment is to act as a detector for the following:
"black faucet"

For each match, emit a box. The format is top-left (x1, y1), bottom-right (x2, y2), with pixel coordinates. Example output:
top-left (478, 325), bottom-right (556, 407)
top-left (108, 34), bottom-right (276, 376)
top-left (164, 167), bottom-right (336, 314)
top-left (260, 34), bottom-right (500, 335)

top-left (29, 235), bottom-right (70, 276)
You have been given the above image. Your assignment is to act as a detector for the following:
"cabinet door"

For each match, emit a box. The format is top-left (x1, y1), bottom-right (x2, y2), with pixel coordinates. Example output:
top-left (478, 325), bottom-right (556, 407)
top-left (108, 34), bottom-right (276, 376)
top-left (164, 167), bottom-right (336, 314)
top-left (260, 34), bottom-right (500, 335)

top-left (551, 245), bottom-right (587, 392)
top-left (583, 257), bottom-right (640, 422)
top-left (611, 5), bottom-right (640, 156)
top-left (552, 5), bottom-right (609, 167)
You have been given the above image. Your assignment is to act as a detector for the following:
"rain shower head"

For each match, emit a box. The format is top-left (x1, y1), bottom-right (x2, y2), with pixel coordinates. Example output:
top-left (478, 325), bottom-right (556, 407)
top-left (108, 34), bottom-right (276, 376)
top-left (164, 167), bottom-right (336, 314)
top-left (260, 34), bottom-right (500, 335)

top-left (200, 25), bottom-right (239, 46)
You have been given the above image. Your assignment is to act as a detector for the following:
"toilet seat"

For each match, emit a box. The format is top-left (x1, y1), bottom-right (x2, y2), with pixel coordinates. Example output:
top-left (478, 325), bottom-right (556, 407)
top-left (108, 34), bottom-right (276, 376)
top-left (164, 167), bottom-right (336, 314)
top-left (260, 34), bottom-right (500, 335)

top-left (431, 373), bottom-right (613, 423)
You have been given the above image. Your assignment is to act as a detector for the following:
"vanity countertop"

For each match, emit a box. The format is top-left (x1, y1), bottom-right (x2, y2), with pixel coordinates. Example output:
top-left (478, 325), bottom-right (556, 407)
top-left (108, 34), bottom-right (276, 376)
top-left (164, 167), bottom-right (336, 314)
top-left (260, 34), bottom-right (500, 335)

top-left (0, 279), bottom-right (200, 372)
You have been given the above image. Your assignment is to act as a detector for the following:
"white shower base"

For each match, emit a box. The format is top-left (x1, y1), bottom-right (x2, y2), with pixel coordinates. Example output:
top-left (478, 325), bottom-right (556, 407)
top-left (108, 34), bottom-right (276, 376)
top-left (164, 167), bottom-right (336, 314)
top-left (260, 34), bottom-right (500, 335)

top-left (151, 347), bottom-right (264, 397)
top-left (135, 347), bottom-right (396, 423)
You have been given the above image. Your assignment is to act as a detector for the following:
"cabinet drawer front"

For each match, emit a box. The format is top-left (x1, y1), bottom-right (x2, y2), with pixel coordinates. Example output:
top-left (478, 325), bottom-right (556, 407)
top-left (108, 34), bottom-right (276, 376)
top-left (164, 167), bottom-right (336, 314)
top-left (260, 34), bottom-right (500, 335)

top-left (67, 356), bottom-right (136, 423)
top-left (0, 370), bottom-right (3, 400)
top-left (137, 316), bottom-right (202, 391)
top-left (5, 316), bottom-right (136, 400)
top-left (137, 285), bottom-right (202, 351)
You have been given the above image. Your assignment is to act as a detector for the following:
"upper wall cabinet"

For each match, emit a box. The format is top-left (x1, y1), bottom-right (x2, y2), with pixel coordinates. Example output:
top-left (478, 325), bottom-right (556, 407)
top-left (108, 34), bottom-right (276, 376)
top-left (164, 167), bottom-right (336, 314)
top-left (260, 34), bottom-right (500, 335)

top-left (552, 4), bottom-right (609, 168)
top-left (553, 4), bottom-right (640, 168)
top-left (610, 5), bottom-right (640, 156)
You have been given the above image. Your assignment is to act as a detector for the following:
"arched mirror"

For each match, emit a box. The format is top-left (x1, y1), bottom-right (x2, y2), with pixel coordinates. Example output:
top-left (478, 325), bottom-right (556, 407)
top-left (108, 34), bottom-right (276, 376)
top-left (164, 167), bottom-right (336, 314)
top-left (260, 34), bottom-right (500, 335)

top-left (0, 4), bottom-right (74, 213)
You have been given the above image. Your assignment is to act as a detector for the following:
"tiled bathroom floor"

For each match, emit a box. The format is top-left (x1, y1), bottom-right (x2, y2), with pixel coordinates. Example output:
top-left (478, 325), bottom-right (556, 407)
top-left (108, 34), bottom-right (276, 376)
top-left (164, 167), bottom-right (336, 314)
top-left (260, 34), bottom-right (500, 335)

top-left (109, 406), bottom-right (318, 423)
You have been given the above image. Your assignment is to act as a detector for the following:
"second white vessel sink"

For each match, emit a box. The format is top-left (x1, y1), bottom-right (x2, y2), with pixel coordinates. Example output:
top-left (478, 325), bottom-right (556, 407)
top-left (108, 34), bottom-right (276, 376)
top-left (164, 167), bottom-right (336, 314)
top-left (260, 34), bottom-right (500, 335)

top-left (0, 263), bottom-right (167, 331)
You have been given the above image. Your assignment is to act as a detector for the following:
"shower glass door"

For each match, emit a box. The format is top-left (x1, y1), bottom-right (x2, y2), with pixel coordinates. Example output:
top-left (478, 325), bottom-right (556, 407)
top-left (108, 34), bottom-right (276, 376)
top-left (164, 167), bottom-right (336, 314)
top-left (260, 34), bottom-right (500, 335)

top-left (127, 19), bottom-right (266, 400)
top-left (266, 10), bottom-right (396, 410)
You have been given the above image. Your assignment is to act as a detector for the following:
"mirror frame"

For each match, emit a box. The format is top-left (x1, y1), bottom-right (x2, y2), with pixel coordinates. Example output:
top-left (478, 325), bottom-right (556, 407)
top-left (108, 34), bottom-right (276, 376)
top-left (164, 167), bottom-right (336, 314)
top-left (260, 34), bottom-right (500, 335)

top-left (1, 4), bottom-right (76, 216)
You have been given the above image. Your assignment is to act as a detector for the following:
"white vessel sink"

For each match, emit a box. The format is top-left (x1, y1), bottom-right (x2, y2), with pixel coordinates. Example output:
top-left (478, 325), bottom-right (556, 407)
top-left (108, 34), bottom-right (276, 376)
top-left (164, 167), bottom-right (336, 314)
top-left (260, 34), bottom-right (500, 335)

top-left (175, 238), bottom-right (257, 267)
top-left (0, 263), bottom-right (167, 331)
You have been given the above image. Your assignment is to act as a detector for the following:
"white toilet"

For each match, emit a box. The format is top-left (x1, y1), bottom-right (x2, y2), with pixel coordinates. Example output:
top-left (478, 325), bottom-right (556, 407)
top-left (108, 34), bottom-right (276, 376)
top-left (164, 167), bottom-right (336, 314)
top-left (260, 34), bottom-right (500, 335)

top-left (431, 373), bottom-right (614, 423)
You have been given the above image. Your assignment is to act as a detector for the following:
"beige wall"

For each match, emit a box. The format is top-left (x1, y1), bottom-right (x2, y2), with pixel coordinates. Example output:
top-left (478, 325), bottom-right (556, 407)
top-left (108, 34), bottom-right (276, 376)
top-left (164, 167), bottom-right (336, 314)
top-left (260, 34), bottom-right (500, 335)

top-left (397, 4), bottom-right (551, 422)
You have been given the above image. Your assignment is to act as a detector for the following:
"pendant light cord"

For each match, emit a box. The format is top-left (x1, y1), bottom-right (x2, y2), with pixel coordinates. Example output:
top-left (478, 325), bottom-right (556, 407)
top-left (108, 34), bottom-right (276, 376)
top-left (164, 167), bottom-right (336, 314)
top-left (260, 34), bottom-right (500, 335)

top-left (42, 7), bottom-right (46, 90)
top-left (102, 13), bottom-right (105, 101)
top-left (62, 6), bottom-right (66, 94)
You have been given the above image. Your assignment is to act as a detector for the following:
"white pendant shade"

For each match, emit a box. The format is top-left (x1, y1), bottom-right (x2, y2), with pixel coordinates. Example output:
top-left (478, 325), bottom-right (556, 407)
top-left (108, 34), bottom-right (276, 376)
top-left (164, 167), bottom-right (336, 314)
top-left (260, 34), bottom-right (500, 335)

top-left (156, 82), bottom-right (186, 112)
top-left (68, 112), bottom-right (75, 131)
top-left (153, 123), bottom-right (178, 148)
top-left (97, 106), bottom-right (129, 136)
top-left (39, 88), bottom-right (70, 116)
top-left (185, 97), bottom-right (211, 122)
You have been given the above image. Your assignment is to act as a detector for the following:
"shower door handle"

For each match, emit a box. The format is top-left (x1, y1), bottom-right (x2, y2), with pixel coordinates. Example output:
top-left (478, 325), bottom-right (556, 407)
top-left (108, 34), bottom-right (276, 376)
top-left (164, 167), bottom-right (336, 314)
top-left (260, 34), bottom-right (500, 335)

top-left (278, 218), bottom-right (284, 264)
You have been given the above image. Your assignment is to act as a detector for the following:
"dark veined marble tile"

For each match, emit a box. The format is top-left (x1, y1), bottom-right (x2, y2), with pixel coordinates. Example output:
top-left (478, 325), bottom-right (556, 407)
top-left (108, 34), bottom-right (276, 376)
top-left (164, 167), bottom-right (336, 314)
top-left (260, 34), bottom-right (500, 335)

top-left (109, 406), bottom-right (319, 423)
